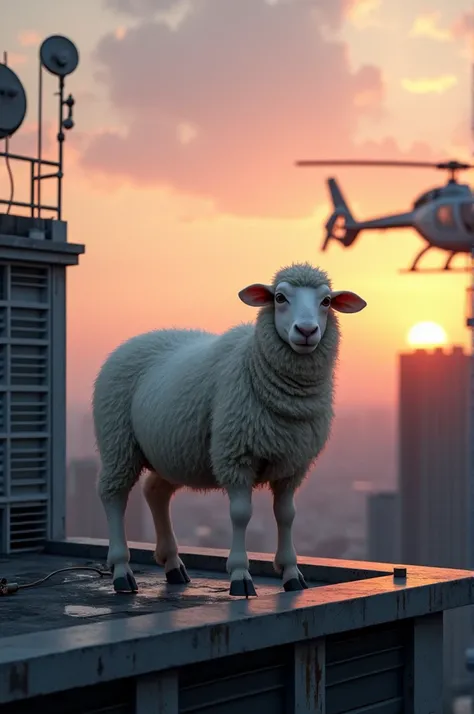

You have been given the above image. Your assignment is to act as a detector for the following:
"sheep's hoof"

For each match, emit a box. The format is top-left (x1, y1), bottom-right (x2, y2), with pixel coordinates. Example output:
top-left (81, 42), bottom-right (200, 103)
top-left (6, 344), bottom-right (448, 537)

top-left (113, 570), bottom-right (138, 594)
top-left (166, 564), bottom-right (191, 585)
top-left (230, 578), bottom-right (257, 598)
top-left (283, 574), bottom-right (308, 592)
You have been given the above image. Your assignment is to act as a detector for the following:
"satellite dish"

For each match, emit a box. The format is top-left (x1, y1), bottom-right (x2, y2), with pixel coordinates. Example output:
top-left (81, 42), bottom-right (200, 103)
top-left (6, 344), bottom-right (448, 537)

top-left (40, 35), bottom-right (79, 77)
top-left (0, 64), bottom-right (27, 140)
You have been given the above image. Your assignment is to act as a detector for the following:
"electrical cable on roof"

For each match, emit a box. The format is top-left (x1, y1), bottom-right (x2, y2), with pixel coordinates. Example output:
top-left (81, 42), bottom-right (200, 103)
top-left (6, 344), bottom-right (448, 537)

top-left (0, 565), bottom-right (112, 596)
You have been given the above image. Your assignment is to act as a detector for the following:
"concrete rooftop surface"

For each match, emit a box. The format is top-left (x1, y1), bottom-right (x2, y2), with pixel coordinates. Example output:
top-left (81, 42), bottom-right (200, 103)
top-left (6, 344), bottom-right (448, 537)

top-left (0, 550), bottom-right (326, 638)
top-left (1, 538), bottom-right (474, 709)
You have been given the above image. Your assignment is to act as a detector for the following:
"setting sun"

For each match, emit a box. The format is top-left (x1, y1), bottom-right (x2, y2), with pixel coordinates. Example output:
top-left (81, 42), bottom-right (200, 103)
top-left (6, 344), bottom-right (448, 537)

top-left (407, 321), bottom-right (448, 349)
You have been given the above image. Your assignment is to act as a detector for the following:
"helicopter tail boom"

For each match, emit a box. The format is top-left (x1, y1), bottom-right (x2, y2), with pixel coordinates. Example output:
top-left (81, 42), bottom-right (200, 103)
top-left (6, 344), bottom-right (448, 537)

top-left (322, 178), bottom-right (361, 251)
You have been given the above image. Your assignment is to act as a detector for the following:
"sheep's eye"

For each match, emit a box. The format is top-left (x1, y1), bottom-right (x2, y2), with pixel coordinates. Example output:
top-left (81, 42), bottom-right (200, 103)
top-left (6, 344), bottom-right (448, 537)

top-left (275, 292), bottom-right (287, 304)
top-left (321, 296), bottom-right (331, 307)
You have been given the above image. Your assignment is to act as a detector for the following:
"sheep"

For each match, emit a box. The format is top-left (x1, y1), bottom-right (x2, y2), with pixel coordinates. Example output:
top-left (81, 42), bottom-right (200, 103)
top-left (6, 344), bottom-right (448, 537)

top-left (92, 262), bottom-right (366, 597)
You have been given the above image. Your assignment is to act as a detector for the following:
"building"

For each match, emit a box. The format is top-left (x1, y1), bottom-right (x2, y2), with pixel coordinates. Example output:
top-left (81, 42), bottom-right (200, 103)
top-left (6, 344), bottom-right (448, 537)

top-left (0, 214), bottom-right (84, 554)
top-left (398, 346), bottom-right (471, 697)
top-left (366, 491), bottom-right (399, 563)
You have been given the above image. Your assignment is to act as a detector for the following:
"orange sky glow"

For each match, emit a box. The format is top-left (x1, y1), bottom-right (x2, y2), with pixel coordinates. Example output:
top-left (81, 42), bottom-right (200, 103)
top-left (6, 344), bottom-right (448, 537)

top-left (1, 0), bottom-right (473, 413)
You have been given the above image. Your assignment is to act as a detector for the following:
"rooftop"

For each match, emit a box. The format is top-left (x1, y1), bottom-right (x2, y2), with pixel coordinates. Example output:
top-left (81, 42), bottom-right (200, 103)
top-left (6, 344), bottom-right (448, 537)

top-left (1, 539), bottom-right (474, 711)
top-left (1, 548), bottom-right (322, 639)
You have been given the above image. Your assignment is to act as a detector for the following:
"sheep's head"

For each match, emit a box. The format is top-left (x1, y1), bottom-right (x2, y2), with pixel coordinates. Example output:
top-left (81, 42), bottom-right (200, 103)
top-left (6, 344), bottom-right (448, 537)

top-left (238, 262), bottom-right (366, 355)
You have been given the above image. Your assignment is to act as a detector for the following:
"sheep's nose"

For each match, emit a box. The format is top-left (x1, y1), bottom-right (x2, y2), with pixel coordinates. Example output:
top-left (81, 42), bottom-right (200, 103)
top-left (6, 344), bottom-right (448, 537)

top-left (295, 323), bottom-right (319, 338)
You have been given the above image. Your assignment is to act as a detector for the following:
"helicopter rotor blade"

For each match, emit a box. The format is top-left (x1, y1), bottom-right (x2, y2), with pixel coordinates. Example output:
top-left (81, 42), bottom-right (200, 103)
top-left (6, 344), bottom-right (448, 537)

top-left (295, 159), bottom-right (474, 171)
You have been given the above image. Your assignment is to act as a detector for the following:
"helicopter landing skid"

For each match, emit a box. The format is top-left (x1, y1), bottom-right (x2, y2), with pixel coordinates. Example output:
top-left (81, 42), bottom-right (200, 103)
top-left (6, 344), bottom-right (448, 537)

top-left (399, 266), bottom-right (470, 274)
top-left (399, 248), bottom-right (469, 273)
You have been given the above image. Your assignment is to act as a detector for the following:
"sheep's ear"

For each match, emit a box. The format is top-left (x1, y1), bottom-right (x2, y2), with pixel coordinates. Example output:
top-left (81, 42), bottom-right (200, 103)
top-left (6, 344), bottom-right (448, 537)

top-left (238, 283), bottom-right (275, 307)
top-left (330, 290), bottom-right (367, 313)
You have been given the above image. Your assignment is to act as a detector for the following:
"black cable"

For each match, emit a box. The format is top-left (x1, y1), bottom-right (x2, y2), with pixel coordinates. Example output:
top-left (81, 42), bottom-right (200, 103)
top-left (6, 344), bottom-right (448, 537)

top-left (0, 565), bottom-right (112, 595)
top-left (2, 137), bottom-right (15, 216)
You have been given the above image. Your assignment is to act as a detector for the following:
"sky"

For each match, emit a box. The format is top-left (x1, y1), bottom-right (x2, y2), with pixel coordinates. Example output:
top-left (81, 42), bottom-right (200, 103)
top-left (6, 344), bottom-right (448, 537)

top-left (1, 0), bottom-right (473, 411)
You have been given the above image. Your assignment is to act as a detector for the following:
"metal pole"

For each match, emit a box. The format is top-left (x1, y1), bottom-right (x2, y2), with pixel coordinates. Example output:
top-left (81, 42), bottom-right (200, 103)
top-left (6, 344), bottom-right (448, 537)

top-left (57, 76), bottom-right (65, 221)
top-left (469, 245), bottom-right (474, 572)
top-left (37, 60), bottom-right (43, 218)
top-left (3, 51), bottom-right (9, 178)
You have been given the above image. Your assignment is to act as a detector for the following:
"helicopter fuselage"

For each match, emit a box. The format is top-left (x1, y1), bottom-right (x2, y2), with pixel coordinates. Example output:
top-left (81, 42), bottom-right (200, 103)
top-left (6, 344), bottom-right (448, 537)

top-left (411, 183), bottom-right (473, 253)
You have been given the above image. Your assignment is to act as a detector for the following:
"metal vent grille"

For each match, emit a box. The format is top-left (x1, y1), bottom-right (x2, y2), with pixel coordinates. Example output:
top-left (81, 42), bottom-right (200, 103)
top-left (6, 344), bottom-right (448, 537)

top-left (0, 261), bottom-right (56, 554)
top-left (0, 265), bottom-right (6, 300)
top-left (0, 391), bottom-right (6, 433)
top-left (10, 438), bottom-right (48, 495)
top-left (11, 344), bottom-right (48, 386)
top-left (9, 501), bottom-right (48, 551)
top-left (0, 679), bottom-right (135, 714)
top-left (10, 307), bottom-right (48, 340)
top-left (10, 266), bottom-right (48, 302)
top-left (0, 440), bottom-right (5, 497)
top-left (180, 646), bottom-right (290, 714)
top-left (326, 623), bottom-right (406, 714)
top-left (11, 392), bottom-right (48, 433)
top-left (0, 308), bottom-right (7, 338)
top-left (0, 345), bottom-right (6, 385)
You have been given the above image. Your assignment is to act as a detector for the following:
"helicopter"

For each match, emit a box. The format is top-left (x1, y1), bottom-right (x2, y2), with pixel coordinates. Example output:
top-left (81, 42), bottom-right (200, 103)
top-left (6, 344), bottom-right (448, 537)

top-left (295, 159), bottom-right (474, 272)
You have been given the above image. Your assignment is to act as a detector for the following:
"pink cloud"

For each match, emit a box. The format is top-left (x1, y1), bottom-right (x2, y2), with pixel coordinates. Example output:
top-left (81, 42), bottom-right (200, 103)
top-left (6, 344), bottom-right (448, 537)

top-left (82, 0), bottom-right (439, 217)
top-left (17, 30), bottom-right (42, 48)
top-left (451, 10), bottom-right (474, 40)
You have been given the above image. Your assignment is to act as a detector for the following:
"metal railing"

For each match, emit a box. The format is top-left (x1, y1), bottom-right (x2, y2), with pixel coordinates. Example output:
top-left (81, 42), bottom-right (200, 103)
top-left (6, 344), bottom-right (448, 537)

top-left (0, 150), bottom-right (61, 218)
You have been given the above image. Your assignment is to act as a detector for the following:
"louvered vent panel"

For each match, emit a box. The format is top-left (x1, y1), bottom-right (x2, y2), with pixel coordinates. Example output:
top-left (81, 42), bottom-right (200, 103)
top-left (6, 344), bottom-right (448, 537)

top-left (9, 501), bottom-right (48, 551)
top-left (0, 440), bottom-right (5, 497)
top-left (0, 307), bottom-right (7, 338)
top-left (10, 307), bottom-right (48, 340)
top-left (10, 265), bottom-right (49, 302)
top-left (0, 345), bottom-right (5, 386)
top-left (326, 623), bottom-right (406, 714)
top-left (11, 392), bottom-right (48, 432)
top-left (180, 646), bottom-right (290, 714)
top-left (0, 391), bottom-right (6, 433)
top-left (10, 438), bottom-right (48, 495)
top-left (0, 265), bottom-right (6, 300)
top-left (0, 679), bottom-right (135, 714)
top-left (11, 344), bottom-right (48, 386)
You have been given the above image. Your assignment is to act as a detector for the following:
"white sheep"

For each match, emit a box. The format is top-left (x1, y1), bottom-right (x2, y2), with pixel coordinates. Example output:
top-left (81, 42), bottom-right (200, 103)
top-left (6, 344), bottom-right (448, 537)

top-left (93, 262), bottom-right (366, 597)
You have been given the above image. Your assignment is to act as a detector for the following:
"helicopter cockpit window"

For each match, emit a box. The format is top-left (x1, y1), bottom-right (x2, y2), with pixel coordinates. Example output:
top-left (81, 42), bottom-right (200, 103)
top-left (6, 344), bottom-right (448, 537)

top-left (460, 202), bottom-right (474, 232)
top-left (435, 204), bottom-right (455, 228)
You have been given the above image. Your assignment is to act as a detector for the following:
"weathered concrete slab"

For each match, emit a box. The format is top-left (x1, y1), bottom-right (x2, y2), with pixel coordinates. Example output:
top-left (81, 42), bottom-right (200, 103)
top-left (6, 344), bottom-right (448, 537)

top-left (0, 539), bottom-right (473, 705)
top-left (0, 552), bottom-right (321, 638)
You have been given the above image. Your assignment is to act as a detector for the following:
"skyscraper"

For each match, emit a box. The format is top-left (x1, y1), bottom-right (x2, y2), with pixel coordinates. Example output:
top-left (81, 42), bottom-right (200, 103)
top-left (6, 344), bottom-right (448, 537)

top-left (399, 346), bottom-right (469, 568)
top-left (367, 491), bottom-right (399, 563)
top-left (398, 345), bottom-right (470, 696)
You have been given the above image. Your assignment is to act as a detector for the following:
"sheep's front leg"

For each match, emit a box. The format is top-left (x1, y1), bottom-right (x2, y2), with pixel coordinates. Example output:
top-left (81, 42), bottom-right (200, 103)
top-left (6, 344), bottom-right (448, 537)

top-left (271, 482), bottom-right (308, 592)
top-left (226, 483), bottom-right (257, 597)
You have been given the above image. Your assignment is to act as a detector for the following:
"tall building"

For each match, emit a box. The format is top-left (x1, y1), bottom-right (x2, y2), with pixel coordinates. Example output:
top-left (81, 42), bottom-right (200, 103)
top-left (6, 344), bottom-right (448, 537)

top-left (399, 346), bottom-right (469, 569)
top-left (366, 491), bottom-right (399, 563)
top-left (0, 214), bottom-right (84, 554)
top-left (398, 345), bottom-right (470, 696)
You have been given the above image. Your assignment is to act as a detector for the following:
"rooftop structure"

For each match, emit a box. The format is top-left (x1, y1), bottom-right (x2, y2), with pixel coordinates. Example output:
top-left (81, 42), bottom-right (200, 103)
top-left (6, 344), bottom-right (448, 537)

top-left (1, 538), bottom-right (474, 713)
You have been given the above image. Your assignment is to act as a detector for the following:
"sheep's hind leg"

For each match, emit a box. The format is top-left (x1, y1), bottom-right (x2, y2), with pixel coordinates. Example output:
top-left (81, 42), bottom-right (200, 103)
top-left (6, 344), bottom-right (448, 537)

top-left (226, 483), bottom-right (257, 597)
top-left (271, 482), bottom-right (308, 592)
top-left (143, 471), bottom-right (190, 585)
top-left (99, 486), bottom-right (139, 594)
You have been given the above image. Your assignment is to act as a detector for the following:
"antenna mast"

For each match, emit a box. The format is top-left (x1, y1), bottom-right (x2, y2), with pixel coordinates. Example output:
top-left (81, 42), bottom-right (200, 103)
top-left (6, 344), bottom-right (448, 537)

top-left (0, 35), bottom-right (78, 219)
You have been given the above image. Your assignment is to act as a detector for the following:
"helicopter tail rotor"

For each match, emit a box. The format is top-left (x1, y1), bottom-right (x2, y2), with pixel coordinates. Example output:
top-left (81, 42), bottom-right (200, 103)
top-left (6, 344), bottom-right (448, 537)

top-left (322, 178), bottom-right (361, 251)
